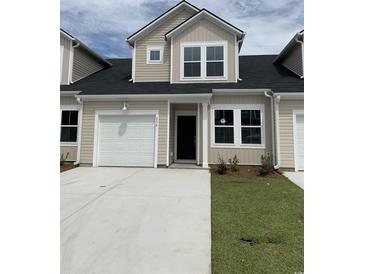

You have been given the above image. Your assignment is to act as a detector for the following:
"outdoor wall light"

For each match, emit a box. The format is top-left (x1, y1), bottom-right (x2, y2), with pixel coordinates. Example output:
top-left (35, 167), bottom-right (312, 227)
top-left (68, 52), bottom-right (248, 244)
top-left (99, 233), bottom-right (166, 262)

top-left (122, 101), bottom-right (128, 111)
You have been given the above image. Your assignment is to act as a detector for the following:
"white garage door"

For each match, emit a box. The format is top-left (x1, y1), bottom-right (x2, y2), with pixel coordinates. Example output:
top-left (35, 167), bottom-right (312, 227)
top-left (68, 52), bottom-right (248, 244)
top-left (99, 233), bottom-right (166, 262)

top-left (294, 114), bottom-right (304, 171)
top-left (97, 115), bottom-right (156, 167)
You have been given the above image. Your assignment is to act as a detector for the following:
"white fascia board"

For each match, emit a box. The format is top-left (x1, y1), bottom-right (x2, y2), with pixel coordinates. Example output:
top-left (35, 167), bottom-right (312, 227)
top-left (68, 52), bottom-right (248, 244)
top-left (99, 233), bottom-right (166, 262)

top-left (165, 10), bottom-right (244, 40)
top-left (76, 93), bottom-right (212, 102)
top-left (60, 30), bottom-right (74, 41)
top-left (126, 2), bottom-right (199, 45)
top-left (60, 90), bottom-right (81, 96)
top-left (274, 92), bottom-right (304, 99)
top-left (212, 89), bottom-right (271, 95)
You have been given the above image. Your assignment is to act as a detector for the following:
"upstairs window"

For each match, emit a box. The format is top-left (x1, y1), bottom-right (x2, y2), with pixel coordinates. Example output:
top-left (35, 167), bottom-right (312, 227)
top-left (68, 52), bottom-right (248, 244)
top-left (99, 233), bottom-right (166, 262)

top-left (60, 110), bottom-right (78, 143)
top-left (183, 47), bottom-right (201, 77)
top-left (147, 46), bottom-right (163, 64)
top-left (206, 46), bottom-right (224, 77)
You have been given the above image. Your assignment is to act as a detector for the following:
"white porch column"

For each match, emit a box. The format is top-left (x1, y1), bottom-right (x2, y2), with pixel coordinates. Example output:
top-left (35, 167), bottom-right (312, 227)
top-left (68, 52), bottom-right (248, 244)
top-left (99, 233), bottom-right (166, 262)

top-left (202, 102), bottom-right (209, 168)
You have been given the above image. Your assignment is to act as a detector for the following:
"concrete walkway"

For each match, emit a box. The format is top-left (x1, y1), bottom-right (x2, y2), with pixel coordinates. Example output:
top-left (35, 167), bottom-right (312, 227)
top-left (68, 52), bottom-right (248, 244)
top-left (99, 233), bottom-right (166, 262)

top-left (61, 167), bottom-right (211, 274)
top-left (283, 171), bottom-right (304, 189)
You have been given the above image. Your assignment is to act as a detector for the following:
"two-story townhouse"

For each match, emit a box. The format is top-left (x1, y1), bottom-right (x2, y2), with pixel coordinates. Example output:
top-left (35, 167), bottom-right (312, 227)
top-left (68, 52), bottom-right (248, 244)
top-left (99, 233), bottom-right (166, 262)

top-left (60, 1), bottom-right (304, 171)
top-left (60, 29), bottom-right (111, 162)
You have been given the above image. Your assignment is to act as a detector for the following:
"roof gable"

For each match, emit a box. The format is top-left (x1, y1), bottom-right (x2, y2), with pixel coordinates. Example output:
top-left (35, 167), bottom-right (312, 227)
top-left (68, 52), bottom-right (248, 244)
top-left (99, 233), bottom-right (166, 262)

top-left (126, 1), bottom-right (199, 46)
top-left (165, 9), bottom-right (245, 41)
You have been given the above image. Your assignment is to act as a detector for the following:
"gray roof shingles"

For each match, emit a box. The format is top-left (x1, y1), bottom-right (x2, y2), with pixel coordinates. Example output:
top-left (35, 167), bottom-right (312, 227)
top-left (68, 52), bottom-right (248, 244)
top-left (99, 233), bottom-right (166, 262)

top-left (60, 55), bottom-right (303, 95)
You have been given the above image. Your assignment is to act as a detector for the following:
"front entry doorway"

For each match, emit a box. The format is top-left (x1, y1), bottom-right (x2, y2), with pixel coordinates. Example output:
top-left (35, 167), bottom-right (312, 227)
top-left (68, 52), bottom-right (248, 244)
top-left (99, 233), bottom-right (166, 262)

top-left (176, 115), bottom-right (196, 160)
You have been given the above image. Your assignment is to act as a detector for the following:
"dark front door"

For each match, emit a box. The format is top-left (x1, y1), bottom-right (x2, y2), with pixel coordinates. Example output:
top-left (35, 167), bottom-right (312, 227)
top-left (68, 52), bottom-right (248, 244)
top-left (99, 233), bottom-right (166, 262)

top-left (177, 115), bottom-right (196, 160)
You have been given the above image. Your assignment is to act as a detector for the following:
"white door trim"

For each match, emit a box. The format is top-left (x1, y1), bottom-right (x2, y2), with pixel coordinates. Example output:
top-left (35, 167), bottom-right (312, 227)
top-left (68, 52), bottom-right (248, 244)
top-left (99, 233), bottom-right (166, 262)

top-left (292, 110), bottom-right (304, 171)
top-left (92, 109), bottom-right (159, 168)
top-left (174, 110), bottom-right (197, 162)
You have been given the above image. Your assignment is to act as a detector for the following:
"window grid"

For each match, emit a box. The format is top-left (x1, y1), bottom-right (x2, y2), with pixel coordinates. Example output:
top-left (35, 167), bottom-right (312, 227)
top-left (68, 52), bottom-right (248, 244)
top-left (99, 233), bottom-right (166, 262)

top-left (61, 110), bottom-right (78, 143)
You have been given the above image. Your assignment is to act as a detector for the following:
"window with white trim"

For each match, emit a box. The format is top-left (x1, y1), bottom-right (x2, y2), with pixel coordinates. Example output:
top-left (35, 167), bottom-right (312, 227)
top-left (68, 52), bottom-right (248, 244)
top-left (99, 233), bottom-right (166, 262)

top-left (214, 110), bottom-right (234, 144)
top-left (206, 46), bottom-right (224, 77)
top-left (181, 42), bottom-right (226, 80)
top-left (183, 47), bottom-right (201, 77)
top-left (241, 110), bottom-right (262, 144)
top-left (147, 46), bottom-right (163, 64)
top-left (60, 110), bottom-right (78, 143)
top-left (211, 105), bottom-right (265, 148)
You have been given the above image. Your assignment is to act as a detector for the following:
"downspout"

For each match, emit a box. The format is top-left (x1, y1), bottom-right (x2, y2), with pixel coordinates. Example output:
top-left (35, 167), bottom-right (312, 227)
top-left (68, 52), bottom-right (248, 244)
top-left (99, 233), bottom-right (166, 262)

top-left (69, 41), bottom-right (80, 84)
top-left (264, 90), bottom-right (279, 169)
top-left (74, 96), bottom-right (83, 166)
top-left (237, 33), bottom-right (245, 82)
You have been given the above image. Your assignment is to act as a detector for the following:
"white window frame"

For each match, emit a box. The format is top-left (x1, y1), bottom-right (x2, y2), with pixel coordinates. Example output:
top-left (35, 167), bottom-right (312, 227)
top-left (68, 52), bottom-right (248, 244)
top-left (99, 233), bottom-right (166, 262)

top-left (180, 41), bottom-right (227, 81)
top-left (210, 104), bottom-right (265, 149)
top-left (60, 105), bottom-right (80, 146)
top-left (146, 45), bottom-right (164, 64)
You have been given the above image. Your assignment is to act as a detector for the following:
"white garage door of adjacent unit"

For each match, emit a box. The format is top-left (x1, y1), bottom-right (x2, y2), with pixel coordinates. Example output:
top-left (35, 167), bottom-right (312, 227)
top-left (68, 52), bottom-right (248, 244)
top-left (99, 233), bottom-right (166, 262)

top-left (97, 115), bottom-right (156, 167)
top-left (294, 114), bottom-right (304, 171)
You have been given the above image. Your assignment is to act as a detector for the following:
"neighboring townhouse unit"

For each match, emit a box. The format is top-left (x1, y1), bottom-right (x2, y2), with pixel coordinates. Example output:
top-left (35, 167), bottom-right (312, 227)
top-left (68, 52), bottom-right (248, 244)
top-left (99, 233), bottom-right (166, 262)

top-left (60, 1), bottom-right (304, 171)
top-left (60, 29), bottom-right (111, 162)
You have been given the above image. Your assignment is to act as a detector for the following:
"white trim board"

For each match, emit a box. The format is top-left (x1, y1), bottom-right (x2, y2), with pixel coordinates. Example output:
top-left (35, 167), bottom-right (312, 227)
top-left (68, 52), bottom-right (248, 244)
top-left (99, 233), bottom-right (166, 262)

top-left (292, 110), bottom-right (304, 171)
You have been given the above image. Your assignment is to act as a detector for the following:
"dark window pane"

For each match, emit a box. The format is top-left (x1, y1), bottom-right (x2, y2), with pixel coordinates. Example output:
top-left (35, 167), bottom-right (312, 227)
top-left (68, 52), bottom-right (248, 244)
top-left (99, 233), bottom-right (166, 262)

top-left (207, 61), bottom-right (223, 76)
top-left (150, 50), bottom-right (160, 61)
top-left (184, 62), bottom-right (201, 77)
top-left (241, 127), bottom-right (261, 144)
top-left (184, 47), bottom-right (200, 61)
top-left (215, 110), bottom-right (233, 125)
top-left (215, 127), bottom-right (234, 144)
top-left (207, 46), bottom-right (223, 60)
top-left (241, 110), bottom-right (260, 126)
top-left (62, 111), bottom-right (78, 125)
top-left (61, 127), bottom-right (77, 142)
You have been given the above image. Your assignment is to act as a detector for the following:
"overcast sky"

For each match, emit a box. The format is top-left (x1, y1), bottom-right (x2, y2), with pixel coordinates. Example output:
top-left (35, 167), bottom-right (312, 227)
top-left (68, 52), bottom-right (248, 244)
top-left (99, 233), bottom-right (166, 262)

top-left (61, 0), bottom-right (303, 59)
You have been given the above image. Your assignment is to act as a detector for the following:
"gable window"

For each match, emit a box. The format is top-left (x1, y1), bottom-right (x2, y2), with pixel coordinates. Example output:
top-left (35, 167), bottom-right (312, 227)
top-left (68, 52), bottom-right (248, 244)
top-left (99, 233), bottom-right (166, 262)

top-left (181, 42), bottom-right (226, 80)
top-left (214, 110), bottom-right (234, 144)
top-left (183, 47), bottom-right (201, 77)
top-left (147, 46), bottom-right (163, 64)
top-left (60, 110), bottom-right (79, 143)
top-left (206, 46), bottom-right (224, 76)
top-left (211, 105), bottom-right (265, 148)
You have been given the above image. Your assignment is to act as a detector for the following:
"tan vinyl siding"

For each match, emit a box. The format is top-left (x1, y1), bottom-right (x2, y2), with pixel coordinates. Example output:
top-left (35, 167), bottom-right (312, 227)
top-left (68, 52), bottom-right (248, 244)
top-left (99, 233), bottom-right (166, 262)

top-left (281, 44), bottom-right (303, 77)
top-left (208, 95), bottom-right (272, 165)
top-left (72, 47), bottom-right (105, 82)
top-left (278, 99), bottom-right (304, 168)
top-left (80, 101), bottom-right (168, 166)
top-left (60, 34), bottom-right (71, 84)
top-left (60, 96), bottom-right (78, 105)
top-left (134, 9), bottom-right (195, 82)
top-left (60, 146), bottom-right (77, 162)
top-left (171, 18), bottom-right (236, 83)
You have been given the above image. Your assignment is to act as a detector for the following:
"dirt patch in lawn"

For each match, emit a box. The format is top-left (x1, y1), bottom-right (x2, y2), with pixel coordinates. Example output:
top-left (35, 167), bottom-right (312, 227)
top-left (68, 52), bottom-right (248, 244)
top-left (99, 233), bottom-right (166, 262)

top-left (209, 165), bottom-right (283, 178)
top-left (60, 163), bottom-right (76, 173)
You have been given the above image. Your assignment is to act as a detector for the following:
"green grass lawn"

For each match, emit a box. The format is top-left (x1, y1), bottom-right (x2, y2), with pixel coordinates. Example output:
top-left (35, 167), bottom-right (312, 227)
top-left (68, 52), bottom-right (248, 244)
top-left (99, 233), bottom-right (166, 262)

top-left (211, 174), bottom-right (304, 274)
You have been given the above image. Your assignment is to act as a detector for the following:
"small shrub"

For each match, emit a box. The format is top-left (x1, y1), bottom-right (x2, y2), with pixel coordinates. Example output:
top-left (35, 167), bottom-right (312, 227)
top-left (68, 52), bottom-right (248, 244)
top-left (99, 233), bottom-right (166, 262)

top-left (216, 155), bottom-right (227, 175)
top-left (60, 152), bottom-right (69, 166)
top-left (258, 153), bottom-right (273, 176)
top-left (228, 155), bottom-right (239, 172)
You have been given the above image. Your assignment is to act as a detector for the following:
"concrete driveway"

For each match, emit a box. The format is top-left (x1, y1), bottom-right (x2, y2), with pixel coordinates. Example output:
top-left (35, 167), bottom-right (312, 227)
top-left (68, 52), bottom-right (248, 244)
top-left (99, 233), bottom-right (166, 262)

top-left (61, 167), bottom-right (211, 274)
top-left (283, 171), bottom-right (304, 189)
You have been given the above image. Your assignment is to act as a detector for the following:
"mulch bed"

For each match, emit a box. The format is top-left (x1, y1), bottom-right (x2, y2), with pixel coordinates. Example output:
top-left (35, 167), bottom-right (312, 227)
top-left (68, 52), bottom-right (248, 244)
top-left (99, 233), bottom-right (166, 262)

top-left (60, 163), bottom-right (76, 173)
top-left (209, 165), bottom-right (283, 178)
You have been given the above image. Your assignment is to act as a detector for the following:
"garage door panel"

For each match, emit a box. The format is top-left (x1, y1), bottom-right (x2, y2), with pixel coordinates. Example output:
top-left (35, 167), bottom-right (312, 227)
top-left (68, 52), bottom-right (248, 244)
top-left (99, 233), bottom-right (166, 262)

top-left (97, 115), bottom-right (156, 167)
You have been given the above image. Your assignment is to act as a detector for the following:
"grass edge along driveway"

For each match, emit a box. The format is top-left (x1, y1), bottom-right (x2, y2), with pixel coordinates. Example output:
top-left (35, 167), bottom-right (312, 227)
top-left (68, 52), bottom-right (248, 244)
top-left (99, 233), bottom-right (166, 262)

top-left (211, 175), bottom-right (304, 274)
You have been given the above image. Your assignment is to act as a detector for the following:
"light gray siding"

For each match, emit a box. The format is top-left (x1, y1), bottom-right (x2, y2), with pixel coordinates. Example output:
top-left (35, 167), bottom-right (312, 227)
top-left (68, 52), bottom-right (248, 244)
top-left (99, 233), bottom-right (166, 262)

top-left (60, 33), bottom-right (71, 84)
top-left (80, 101), bottom-right (168, 166)
top-left (171, 18), bottom-right (237, 83)
top-left (72, 47), bottom-right (106, 82)
top-left (278, 99), bottom-right (304, 169)
top-left (134, 8), bottom-right (195, 82)
top-left (60, 96), bottom-right (78, 105)
top-left (208, 95), bottom-right (272, 165)
top-left (281, 44), bottom-right (303, 77)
